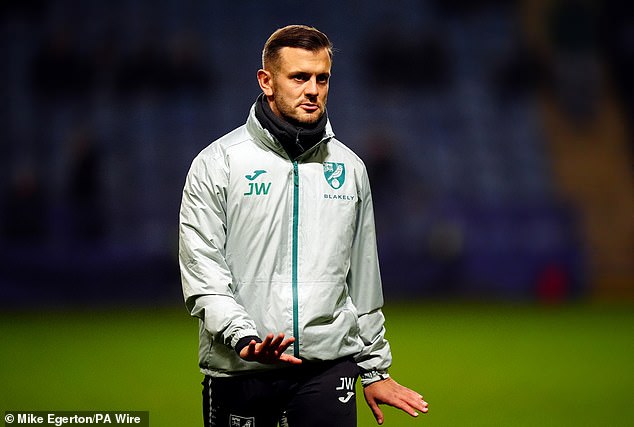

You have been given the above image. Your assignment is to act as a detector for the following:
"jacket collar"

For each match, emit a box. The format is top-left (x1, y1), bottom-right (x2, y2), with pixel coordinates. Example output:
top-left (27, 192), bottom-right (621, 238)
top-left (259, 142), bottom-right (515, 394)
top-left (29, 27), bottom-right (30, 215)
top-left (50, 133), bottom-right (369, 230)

top-left (246, 101), bottom-right (335, 161)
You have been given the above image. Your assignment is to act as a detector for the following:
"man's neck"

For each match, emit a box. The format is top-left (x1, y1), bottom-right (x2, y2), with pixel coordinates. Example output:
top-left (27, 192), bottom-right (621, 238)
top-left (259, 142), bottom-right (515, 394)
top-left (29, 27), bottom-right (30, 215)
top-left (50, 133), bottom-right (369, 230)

top-left (255, 94), bottom-right (327, 160)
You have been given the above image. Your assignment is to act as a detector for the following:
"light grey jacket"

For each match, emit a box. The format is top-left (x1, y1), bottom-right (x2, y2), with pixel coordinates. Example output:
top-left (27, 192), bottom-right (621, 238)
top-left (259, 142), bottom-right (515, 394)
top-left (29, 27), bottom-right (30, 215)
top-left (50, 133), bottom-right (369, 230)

top-left (179, 104), bottom-right (392, 383)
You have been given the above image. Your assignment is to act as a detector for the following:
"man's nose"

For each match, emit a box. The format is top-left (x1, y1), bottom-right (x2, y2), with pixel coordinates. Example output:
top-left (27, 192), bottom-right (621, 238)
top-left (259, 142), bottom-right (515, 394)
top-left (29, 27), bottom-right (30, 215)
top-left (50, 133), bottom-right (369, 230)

top-left (305, 77), bottom-right (318, 96)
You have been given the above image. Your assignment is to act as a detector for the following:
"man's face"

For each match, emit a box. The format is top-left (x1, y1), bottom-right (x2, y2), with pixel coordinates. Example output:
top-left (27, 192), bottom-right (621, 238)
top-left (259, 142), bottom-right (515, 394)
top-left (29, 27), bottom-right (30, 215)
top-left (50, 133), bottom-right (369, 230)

top-left (260, 47), bottom-right (331, 125)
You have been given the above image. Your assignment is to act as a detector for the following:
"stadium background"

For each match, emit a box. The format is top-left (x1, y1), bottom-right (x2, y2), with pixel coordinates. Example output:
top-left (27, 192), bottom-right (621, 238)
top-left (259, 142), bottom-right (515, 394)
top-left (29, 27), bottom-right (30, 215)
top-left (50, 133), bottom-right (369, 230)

top-left (1, 0), bottom-right (632, 425)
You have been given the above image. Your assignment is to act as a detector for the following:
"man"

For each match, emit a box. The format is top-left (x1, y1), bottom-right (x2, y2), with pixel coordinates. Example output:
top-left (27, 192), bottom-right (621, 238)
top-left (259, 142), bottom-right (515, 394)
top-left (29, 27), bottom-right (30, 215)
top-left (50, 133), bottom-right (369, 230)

top-left (179, 25), bottom-right (428, 426)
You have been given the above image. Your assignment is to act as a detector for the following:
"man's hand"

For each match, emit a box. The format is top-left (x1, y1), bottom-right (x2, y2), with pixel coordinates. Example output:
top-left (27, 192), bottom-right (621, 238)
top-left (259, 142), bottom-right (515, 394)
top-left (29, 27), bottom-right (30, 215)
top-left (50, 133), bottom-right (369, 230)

top-left (363, 377), bottom-right (429, 425)
top-left (238, 332), bottom-right (303, 365)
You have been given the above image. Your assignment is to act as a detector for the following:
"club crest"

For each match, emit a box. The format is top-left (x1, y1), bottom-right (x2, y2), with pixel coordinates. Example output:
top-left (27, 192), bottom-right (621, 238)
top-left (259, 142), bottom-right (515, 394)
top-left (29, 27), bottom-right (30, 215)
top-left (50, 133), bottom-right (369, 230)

top-left (323, 162), bottom-right (345, 190)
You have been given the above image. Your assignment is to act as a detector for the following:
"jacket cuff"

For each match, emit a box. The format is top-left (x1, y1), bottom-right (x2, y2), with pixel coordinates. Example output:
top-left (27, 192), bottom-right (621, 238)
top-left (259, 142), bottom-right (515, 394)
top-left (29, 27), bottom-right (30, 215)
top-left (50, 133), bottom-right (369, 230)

top-left (360, 370), bottom-right (390, 387)
top-left (234, 335), bottom-right (262, 355)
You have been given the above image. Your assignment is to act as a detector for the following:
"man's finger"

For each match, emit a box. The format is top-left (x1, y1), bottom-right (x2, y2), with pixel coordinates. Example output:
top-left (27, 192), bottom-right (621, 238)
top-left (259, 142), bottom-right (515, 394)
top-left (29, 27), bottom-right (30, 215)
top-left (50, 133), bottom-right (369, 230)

top-left (394, 400), bottom-right (420, 418)
top-left (370, 402), bottom-right (384, 425)
top-left (260, 333), bottom-right (275, 349)
top-left (411, 396), bottom-right (429, 413)
top-left (363, 393), bottom-right (384, 425)
top-left (246, 340), bottom-right (257, 358)
top-left (400, 389), bottom-right (428, 414)
top-left (269, 332), bottom-right (285, 349)
top-left (276, 337), bottom-right (295, 353)
top-left (279, 353), bottom-right (303, 365)
top-left (379, 392), bottom-right (422, 418)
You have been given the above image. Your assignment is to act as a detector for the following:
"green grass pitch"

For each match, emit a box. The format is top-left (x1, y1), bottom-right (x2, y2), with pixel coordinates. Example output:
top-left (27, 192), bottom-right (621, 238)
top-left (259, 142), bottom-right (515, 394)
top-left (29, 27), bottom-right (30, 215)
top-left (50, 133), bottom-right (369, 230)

top-left (1, 301), bottom-right (632, 426)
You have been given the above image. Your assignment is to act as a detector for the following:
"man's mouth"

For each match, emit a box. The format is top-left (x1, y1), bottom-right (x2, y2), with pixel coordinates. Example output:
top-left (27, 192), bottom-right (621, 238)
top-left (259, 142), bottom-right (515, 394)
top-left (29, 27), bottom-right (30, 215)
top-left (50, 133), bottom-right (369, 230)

top-left (300, 103), bottom-right (319, 113)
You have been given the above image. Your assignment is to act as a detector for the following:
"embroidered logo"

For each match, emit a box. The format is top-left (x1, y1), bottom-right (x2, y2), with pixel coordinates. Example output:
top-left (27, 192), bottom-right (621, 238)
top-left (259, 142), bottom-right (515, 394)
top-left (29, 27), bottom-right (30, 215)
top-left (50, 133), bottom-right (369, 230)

top-left (323, 162), bottom-right (345, 190)
top-left (339, 391), bottom-right (355, 403)
top-left (245, 170), bottom-right (267, 181)
top-left (244, 170), bottom-right (271, 196)
top-left (336, 376), bottom-right (356, 404)
top-left (230, 414), bottom-right (255, 427)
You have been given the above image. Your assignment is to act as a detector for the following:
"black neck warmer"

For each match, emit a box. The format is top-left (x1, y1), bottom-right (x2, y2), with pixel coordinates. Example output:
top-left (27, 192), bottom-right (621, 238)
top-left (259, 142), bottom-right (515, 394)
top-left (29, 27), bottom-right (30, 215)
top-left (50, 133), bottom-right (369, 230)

top-left (254, 94), bottom-right (327, 160)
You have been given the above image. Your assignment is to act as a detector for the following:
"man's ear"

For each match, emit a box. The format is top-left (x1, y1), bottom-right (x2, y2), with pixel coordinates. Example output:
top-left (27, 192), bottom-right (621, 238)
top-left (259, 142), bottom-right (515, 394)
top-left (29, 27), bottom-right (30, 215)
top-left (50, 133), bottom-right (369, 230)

top-left (257, 69), bottom-right (274, 97)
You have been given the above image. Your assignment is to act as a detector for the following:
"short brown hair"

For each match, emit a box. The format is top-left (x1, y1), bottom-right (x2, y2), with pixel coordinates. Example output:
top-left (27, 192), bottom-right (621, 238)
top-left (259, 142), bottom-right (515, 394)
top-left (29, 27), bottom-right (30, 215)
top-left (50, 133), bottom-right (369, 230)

top-left (262, 25), bottom-right (333, 70)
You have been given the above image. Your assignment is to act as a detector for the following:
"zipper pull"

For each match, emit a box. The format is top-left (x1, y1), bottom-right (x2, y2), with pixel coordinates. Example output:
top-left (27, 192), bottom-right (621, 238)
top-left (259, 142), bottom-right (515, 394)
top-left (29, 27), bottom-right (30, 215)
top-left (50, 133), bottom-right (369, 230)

top-left (295, 129), bottom-right (305, 154)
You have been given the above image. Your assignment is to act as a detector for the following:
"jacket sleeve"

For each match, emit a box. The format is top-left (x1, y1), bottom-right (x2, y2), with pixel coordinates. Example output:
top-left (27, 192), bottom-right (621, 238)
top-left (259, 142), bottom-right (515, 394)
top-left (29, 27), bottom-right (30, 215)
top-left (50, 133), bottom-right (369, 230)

top-left (347, 165), bottom-right (393, 384)
top-left (179, 151), bottom-right (260, 349)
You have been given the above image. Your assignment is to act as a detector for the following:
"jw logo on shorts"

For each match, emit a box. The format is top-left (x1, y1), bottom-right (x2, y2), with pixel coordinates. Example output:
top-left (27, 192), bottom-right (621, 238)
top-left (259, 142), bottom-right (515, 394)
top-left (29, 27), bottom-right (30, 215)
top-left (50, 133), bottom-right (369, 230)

top-left (244, 170), bottom-right (270, 196)
top-left (230, 414), bottom-right (255, 427)
top-left (336, 376), bottom-right (355, 403)
top-left (323, 162), bottom-right (345, 190)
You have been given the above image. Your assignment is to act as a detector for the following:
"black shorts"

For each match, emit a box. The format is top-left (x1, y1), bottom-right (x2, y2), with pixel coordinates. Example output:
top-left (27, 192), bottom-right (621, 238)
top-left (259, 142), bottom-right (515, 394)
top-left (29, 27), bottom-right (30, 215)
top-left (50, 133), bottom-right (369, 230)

top-left (202, 357), bottom-right (359, 427)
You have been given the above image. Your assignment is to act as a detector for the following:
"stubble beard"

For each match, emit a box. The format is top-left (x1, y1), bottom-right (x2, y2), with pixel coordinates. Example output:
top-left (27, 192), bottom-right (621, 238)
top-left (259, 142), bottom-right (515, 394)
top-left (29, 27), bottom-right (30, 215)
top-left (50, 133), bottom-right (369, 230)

top-left (272, 97), bottom-right (326, 128)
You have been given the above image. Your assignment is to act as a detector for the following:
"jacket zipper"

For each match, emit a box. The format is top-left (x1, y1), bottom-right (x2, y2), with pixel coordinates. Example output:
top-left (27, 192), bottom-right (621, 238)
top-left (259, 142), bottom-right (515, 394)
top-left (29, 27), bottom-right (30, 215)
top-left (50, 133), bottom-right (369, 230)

top-left (292, 160), bottom-right (300, 358)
